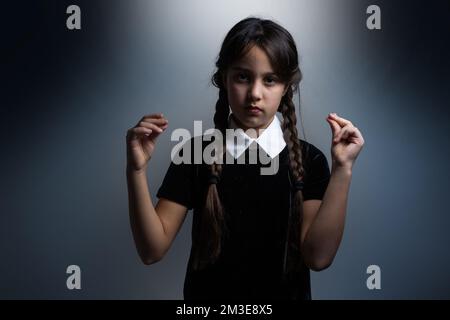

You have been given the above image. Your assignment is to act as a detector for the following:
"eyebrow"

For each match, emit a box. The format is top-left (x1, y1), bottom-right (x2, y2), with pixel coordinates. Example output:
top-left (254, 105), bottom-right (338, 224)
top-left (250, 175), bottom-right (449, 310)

top-left (230, 66), bottom-right (277, 76)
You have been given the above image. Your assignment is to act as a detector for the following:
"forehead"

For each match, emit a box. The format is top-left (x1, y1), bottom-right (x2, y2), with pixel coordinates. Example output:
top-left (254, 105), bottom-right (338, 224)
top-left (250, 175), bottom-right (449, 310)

top-left (230, 46), bottom-right (275, 74)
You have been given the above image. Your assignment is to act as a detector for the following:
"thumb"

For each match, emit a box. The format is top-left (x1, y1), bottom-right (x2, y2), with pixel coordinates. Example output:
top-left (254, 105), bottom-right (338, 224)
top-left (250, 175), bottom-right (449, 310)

top-left (326, 117), bottom-right (340, 138)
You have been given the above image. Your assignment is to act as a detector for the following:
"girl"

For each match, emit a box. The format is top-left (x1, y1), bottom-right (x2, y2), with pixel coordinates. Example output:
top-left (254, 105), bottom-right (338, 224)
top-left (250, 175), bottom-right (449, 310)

top-left (126, 17), bottom-right (364, 300)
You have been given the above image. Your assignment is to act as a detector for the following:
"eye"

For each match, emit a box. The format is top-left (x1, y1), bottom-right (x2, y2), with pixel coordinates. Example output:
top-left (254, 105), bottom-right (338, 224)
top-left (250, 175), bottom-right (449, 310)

top-left (265, 76), bottom-right (277, 85)
top-left (236, 73), bottom-right (249, 82)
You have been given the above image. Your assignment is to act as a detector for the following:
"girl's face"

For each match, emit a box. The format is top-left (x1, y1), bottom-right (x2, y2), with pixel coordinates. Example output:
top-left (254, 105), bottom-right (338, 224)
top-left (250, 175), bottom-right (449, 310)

top-left (224, 45), bottom-right (287, 135)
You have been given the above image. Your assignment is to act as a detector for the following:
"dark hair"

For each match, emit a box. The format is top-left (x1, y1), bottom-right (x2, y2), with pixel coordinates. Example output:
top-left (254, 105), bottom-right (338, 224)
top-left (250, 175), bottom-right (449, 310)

top-left (192, 17), bottom-right (305, 275)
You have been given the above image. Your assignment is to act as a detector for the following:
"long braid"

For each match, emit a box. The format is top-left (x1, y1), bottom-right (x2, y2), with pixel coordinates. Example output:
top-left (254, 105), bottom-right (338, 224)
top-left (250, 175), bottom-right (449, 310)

top-left (280, 88), bottom-right (304, 180)
top-left (192, 86), bottom-right (229, 270)
top-left (279, 86), bottom-right (305, 275)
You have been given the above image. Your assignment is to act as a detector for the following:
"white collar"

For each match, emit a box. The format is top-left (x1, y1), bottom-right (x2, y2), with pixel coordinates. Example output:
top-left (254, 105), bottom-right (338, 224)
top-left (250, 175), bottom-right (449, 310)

top-left (226, 114), bottom-right (287, 159)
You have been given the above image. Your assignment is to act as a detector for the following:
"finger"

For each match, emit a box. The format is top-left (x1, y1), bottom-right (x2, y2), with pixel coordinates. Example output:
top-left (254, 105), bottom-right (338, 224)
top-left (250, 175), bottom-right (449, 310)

top-left (326, 117), bottom-right (341, 138)
top-left (353, 126), bottom-right (363, 138)
top-left (128, 127), bottom-right (153, 140)
top-left (335, 125), bottom-right (357, 142)
top-left (136, 122), bottom-right (160, 134)
top-left (335, 125), bottom-right (351, 142)
top-left (352, 127), bottom-right (365, 145)
top-left (138, 121), bottom-right (164, 133)
top-left (140, 117), bottom-right (168, 126)
top-left (329, 113), bottom-right (353, 128)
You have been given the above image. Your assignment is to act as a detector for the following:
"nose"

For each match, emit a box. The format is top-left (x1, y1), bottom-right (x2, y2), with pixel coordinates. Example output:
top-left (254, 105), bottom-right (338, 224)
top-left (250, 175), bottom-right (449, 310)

top-left (248, 79), bottom-right (263, 102)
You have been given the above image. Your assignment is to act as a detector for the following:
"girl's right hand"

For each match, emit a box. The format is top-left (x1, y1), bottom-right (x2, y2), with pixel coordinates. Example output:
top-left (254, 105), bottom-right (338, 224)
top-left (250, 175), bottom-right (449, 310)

top-left (126, 113), bottom-right (169, 172)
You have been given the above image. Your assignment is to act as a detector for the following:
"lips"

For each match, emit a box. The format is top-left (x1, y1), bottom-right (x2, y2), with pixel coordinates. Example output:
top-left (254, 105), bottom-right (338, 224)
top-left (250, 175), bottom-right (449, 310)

top-left (247, 105), bottom-right (262, 111)
top-left (246, 105), bottom-right (263, 115)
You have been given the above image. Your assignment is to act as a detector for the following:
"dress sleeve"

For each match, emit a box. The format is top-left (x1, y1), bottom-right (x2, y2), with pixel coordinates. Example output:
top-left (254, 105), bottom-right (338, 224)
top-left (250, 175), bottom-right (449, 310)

top-left (301, 143), bottom-right (331, 201)
top-left (156, 138), bottom-right (196, 210)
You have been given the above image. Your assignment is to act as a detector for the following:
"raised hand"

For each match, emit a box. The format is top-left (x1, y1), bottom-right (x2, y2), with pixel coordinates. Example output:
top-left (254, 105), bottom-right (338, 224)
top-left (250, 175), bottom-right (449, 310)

top-left (126, 113), bottom-right (169, 172)
top-left (326, 113), bottom-right (365, 170)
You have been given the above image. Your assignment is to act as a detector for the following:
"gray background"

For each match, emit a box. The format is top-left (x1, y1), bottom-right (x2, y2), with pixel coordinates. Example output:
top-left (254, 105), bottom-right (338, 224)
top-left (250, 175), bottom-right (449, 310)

top-left (1, 0), bottom-right (450, 299)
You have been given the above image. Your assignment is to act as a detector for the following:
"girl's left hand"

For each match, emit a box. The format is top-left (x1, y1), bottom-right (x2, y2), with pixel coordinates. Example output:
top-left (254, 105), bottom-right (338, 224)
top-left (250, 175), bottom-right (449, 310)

top-left (326, 113), bottom-right (365, 170)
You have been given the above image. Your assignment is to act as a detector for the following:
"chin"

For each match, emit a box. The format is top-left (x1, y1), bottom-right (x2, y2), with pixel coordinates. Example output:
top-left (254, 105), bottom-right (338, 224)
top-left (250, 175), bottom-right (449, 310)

top-left (233, 112), bottom-right (267, 129)
top-left (240, 117), bottom-right (261, 127)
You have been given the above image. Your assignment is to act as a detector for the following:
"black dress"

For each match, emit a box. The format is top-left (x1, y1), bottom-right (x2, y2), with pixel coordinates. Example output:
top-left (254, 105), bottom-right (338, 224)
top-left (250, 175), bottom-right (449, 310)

top-left (156, 136), bottom-right (331, 300)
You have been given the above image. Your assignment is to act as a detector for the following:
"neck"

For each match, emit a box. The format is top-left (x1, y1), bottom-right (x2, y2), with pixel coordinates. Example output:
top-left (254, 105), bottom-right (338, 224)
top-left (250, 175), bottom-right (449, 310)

top-left (231, 114), bottom-right (275, 139)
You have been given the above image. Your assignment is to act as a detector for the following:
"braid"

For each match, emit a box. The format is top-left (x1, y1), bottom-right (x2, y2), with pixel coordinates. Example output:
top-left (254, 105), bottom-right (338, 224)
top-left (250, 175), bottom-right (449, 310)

top-left (280, 87), bottom-right (304, 180)
top-left (192, 86), bottom-right (229, 270)
top-left (279, 86), bottom-right (305, 276)
top-left (214, 88), bottom-right (230, 136)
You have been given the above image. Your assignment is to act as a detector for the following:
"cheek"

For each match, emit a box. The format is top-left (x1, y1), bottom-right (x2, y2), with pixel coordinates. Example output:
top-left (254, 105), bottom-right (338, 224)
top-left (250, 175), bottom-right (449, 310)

top-left (227, 84), bottom-right (247, 103)
top-left (267, 91), bottom-right (284, 107)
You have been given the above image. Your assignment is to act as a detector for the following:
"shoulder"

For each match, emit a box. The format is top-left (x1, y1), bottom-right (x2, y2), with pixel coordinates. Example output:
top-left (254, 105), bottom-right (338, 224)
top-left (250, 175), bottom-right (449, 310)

top-left (297, 139), bottom-right (331, 200)
top-left (298, 138), bottom-right (327, 163)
